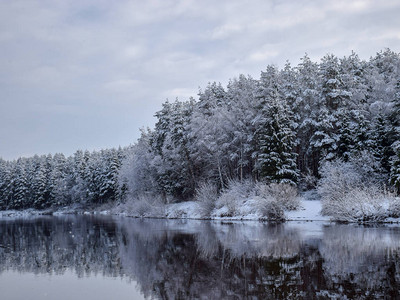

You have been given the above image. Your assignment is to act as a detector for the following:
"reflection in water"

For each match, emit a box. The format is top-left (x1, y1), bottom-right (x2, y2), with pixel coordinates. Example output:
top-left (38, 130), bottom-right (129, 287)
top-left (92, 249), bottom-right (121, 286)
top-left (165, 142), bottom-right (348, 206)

top-left (0, 216), bottom-right (399, 299)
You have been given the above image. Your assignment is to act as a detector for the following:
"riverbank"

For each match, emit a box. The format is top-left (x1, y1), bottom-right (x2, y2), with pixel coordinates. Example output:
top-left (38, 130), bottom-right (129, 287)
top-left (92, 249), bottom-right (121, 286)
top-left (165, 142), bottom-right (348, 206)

top-left (1, 190), bottom-right (400, 223)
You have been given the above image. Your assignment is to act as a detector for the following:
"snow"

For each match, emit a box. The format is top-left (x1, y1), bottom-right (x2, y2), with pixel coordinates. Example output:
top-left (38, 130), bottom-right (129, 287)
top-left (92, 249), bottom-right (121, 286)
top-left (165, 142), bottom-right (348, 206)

top-left (2, 190), bottom-right (399, 224)
top-left (286, 199), bottom-right (329, 221)
top-left (136, 191), bottom-right (330, 222)
top-left (165, 201), bottom-right (203, 219)
top-left (0, 209), bottom-right (53, 218)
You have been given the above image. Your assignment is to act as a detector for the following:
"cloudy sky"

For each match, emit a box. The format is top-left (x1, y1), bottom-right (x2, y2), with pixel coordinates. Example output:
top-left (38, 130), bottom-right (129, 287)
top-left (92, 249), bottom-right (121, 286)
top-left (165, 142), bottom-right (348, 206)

top-left (1, 0), bottom-right (400, 160)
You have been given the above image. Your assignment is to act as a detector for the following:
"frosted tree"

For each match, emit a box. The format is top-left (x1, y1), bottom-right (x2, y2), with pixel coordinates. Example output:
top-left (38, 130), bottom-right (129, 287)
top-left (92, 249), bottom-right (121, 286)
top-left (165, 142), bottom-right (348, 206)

top-left (339, 51), bottom-right (369, 109)
top-left (49, 153), bottom-right (68, 206)
top-left (197, 82), bottom-right (226, 116)
top-left (309, 54), bottom-right (352, 169)
top-left (151, 99), bottom-right (197, 199)
top-left (0, 159), bottom-right (11, 209)
top-left (30, 155), bottom-right (48, 208)
top-left (119, 129), bottom-right (160, 199)
top-left (390, 143), bottom-right (400, 194)
top-left (256, 66), bottom-right (298, 184)
top-left (94, 148), bottom-right (123, 202)
top-left (371, 113), bottom-right (396, 175)
top-left (295, 54), bottom-right (321, 175)
top-left (188, 82), bottom-right (237, 188)
top-left (12, 158), bottom-right (29, 209)
top-left (225, 74), bottom-right (259, 181)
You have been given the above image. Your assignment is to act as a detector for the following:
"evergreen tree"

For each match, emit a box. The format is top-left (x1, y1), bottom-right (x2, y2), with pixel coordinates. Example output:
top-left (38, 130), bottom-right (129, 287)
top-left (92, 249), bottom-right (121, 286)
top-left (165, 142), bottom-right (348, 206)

top-left (295, 54), bottom-right (321, 175)
top-left (152, 99), bottom-right (197, 199)
top-left (371, 113), bottom-right (396, 175)
top-left (12, 158), bottom-right (28, 209)
top-left (30, 156), bottom-right (48, 209)
top-left (390, 144), bottom-right (400, 194)
top-left (0, 159), bottom-right (9, 209)
top-left (257, 93), bottom-right (298, 185)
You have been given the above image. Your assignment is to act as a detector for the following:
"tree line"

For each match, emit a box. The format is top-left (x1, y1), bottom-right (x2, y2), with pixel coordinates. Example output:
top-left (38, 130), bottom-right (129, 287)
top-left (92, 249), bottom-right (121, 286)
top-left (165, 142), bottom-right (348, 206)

top-left (0, 148), bottom-right (126, 209)
top-left (120, 49), bottom-right (400, 201)
top-left (1, 49), bottom-right (400, 209)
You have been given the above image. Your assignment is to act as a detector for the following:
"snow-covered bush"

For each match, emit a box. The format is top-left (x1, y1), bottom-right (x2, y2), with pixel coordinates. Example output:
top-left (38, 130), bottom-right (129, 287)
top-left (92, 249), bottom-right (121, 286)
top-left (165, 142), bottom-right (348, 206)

top-left (216, 179), bottom-right (255, 217)
top-left (194, 182), bottom-right (218, 218)
top-left (321, 186), bottom-right (387, 222)
top-left (318, 157), bottom-right (391, 222)
top-left (255, 183), bottom-right (299, 210)
top-left (257, 196), bottom-right (285, 221)
top-left (388, 196), bottom-right (400, 217)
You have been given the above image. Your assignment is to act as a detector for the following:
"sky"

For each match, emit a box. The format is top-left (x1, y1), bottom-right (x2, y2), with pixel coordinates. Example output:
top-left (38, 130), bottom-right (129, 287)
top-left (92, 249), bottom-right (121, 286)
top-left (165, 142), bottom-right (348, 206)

top-left (1, 0), bottom-right (400, 160)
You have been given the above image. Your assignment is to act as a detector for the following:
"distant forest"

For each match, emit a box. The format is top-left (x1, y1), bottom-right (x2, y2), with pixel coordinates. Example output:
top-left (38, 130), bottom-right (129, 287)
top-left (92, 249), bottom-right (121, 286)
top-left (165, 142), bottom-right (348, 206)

top-left (1, 49), bottom-right (400, 210)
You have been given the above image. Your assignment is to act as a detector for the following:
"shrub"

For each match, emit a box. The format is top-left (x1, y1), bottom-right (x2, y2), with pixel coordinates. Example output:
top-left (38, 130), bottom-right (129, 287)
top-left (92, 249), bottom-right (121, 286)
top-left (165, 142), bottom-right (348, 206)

top-left (388, 196), bottom-right (400, 218)
top-left (194, 182), bottom-right (219, 218)
top-left (255, 183), bottom-right (299, 211)
top-left (318, 158), bottom-right (394, 222)
top-left (216, 189), bottom-right (240, 217)
top-left (215, 179), bottom-right (255, 217)
top-left (257, 196), bottom-right (285, 221)
top-left (321, 186), bottom-right (387, 222)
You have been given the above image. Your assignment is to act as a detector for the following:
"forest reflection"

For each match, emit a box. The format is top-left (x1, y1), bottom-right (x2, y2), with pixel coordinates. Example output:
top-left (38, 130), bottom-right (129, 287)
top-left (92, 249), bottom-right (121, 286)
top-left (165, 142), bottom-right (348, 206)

top-left (0, 216), bottom-right (399, 299)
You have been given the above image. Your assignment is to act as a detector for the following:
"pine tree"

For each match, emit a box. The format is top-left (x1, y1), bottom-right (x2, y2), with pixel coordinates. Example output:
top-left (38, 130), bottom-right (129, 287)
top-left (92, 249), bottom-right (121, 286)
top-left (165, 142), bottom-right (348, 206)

top-left (257, 94), bottom-right (298, 185)
top-left (50, 153), bottom-right (67, 206)
top-left (336, 112), bottom-right (354, 161)
top-left (30, 155), bottom-right (48, 208)
top-left (12, 158), bottom-right (29, 209)
top-left (152, 99), bottom-right (197, 199)
top-left (0, 159), bottom-right (9, 209)
top-left (371, 113), bottom-right (396, 174)
top-left (390, 144), bottom-right (400, 194)
top-left (295, 54), bottom-right (321, 175)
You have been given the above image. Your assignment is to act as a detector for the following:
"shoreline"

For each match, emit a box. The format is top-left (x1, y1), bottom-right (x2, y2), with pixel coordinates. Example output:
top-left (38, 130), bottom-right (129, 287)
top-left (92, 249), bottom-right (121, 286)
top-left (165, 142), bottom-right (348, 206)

top-left (2, 198), bottom-right (400, 224)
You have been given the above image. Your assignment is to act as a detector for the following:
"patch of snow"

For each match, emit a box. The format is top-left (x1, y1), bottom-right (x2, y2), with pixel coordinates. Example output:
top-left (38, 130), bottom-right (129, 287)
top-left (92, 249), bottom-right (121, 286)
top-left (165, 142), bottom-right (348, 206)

top-left (286, 199), bottom-right (330, 222)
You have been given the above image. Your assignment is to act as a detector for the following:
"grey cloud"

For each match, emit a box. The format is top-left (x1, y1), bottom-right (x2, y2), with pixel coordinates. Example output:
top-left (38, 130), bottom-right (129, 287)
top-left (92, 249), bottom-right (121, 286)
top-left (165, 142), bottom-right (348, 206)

top-left (0, 0), bottom-right (400, 159)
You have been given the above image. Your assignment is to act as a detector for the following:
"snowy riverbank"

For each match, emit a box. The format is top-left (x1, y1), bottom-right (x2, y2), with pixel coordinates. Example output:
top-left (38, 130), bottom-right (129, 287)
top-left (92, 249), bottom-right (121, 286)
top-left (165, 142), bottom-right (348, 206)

top-left (0, 198), bottom-right (334, 222)
top-left (164, 197), bottom-right (331, 222)
top-left (0, 196), bottom-right (324, 221)
top-left (2, 191), bottom-right (400, 223)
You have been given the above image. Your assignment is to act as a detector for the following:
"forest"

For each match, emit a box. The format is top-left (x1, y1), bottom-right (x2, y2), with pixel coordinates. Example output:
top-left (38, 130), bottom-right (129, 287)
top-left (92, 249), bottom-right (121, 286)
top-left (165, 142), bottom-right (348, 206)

top-left (1, 49), bottom-right (400, 218)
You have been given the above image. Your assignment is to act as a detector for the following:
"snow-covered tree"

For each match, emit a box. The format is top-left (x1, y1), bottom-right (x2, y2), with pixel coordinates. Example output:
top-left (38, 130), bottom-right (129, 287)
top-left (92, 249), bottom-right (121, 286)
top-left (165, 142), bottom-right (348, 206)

top-left (257, 99), bottom-right (299, 184)
top-left (119, 129), bottom-right (159, 200)
top-left (151, 99), bottom-right (197, 199)
top-left (256, 66), bottom-right (298, 184)
top-left (12, 158), bottom-right (29, 209)
top-left (391, 144), bottom-right (400, 194)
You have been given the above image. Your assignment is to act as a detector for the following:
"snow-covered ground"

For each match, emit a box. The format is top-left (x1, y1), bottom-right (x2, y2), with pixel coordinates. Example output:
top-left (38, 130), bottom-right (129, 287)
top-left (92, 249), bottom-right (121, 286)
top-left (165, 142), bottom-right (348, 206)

top-left (0, 209), bottom-right (53, 218)
top-left (163, 198), bottom-right (330, 222)
top-left (1, 190), bottom-right (399, 223)
top-left (164, 190), bottom-right (330, 222)
top-left (286, 195), bottom-right (330, 222)
top-left (0, 199), bottom-right (326, 221)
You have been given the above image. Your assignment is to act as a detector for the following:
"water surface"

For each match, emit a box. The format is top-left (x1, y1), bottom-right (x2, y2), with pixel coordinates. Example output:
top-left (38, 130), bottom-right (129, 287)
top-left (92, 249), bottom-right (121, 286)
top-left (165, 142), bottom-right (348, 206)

top-left (0, 216), bottom-right (399, 299)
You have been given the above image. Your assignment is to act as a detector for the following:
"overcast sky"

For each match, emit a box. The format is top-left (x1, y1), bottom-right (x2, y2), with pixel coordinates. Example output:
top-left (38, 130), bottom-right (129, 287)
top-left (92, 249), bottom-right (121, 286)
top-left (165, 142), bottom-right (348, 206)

top-left (1, 0), bottom-right (400, 160)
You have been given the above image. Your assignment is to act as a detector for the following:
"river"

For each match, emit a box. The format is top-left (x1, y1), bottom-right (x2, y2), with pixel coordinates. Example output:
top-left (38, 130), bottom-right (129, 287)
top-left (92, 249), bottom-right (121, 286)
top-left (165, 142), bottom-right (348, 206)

top-left (0, 216), bottom-right (399, 299)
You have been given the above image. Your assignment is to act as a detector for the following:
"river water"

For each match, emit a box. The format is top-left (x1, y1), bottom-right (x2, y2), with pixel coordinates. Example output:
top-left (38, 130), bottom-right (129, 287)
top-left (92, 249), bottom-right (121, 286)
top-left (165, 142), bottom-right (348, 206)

top-left (0, 216), bottom-right (399, 299)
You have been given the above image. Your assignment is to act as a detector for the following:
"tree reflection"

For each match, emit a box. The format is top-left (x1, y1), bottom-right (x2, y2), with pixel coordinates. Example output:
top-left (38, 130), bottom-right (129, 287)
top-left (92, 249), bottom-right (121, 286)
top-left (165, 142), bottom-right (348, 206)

top-left (0, 217), bottom-right (399, 299)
